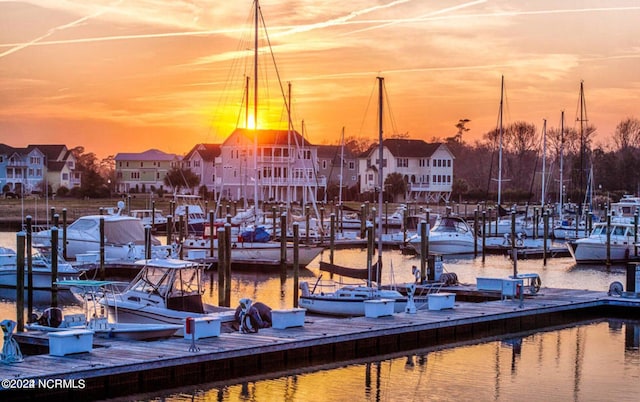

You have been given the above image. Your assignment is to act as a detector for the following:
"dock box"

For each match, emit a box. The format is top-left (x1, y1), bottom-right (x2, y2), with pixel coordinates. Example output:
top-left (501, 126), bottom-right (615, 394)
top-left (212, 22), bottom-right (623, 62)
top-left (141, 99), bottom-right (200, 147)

top-left (502, 278), bottom-right (524, 299)
top-left (271, 308), bottom-right (306, 329)
top-left (76, 253), bottom-right (99, 264)
top-left (364, 299), bottom-right (395, 318)
top-left (49, 329), bottom-right (93, 356)
top-left (187, 249), bottom-right (207, 260)
top-left (477, 277), bottom-right (504, 291)
top-left (428, 293), bottom-right (455, 310)
top-left (184, 316), bottom-right (221, 340)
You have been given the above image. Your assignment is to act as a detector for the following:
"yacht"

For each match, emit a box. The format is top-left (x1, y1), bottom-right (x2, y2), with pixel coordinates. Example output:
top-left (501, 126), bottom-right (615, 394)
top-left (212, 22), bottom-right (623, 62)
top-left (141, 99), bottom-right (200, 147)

top-left (407, 215), bottom-right (477, 255)
top-left (567, 217), bottom-right (637, 264)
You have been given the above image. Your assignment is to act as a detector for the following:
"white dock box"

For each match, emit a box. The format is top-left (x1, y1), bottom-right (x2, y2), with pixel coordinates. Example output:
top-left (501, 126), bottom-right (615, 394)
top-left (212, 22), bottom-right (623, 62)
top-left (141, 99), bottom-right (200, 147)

top-left (184, 316), bottom-right (221, 340)
top-left (364, 299), bottom-right (395, 318)
top-left (502, 278), bottom-right (524, 298)
top-left (428, 293), bottom-right (455, 310)
top-left (49, 329), bottom-right (93, 356)
top-left (477, 277), bottom-right (504, 291)
top-left (187, 249), bottom-right (207, 260)
top-left (271, 308), bottom-right (306, 329)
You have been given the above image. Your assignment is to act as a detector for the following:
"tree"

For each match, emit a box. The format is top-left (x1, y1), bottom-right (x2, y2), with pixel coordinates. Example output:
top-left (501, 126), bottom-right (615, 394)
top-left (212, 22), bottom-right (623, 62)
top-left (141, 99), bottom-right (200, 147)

top-left (384, 172), bottom-right (407, 202)
top-left (613, 117), bottom-right (640, 151)
top-left (70, 146), bottom-right (107, 198)
top-left (343, 136), bottom-right (374, 156)
top-left (163, 167), bottom-right (200, 194)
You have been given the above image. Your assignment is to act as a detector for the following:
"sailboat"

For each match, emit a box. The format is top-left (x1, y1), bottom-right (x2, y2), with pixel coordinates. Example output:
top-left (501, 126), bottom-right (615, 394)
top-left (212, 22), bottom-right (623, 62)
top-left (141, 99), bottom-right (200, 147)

top-left (299, 77), bottom-right (407, 316)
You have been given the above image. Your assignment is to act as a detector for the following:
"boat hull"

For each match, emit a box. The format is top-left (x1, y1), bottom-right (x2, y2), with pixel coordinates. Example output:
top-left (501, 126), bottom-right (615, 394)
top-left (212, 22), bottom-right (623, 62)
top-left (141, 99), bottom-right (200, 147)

top-left (567, 238), bottom-right (635, 264)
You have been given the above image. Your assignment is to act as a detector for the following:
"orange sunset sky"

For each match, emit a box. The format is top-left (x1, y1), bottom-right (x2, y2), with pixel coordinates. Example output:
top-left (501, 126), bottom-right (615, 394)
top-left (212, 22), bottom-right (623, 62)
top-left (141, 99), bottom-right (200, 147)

top-left (1, 0), bottom-right (640, 159)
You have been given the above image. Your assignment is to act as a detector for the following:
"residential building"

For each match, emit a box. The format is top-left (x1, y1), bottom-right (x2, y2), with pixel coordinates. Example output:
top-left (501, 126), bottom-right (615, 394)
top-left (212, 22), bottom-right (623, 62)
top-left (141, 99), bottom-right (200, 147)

top-left (114, 149), bottom-right (181, 194)
top-left (182, 144), bottom-right (221, 197)
top-left (359, 138), bottom-right (454, 203)
top-left (316, 144), bottom-right (358, 202)
top-left (0, 144), bottom-right (47, 195)
top-left (218, 128), bottom-right (326, 204)
top-left (32, 144), bottom-right (81, 192)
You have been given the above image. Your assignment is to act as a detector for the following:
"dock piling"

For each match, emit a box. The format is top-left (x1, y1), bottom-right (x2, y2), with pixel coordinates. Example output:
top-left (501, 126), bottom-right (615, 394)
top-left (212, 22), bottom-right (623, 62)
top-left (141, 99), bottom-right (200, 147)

top-left (16, 231), bottom-right (25, 332)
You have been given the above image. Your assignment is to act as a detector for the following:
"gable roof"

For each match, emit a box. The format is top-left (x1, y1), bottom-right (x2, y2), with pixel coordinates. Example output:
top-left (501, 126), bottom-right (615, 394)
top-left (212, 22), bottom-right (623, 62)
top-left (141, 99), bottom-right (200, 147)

top-left (361, 139), bottom-right (444, 158)
top-left (47, 161), bottom-right (68, 172)
top-left (115, 149), bottom-right (180, 161)
top-left (184, 144), bottom-right (221, 161)
top-left (27, 144), bottom-right (67, 161)
top-left (224, 128), bottom-right (313, 147)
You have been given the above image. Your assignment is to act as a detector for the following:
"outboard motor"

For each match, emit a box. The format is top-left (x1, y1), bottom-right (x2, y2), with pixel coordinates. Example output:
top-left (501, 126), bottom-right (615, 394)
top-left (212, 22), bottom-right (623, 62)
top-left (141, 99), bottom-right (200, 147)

top-left (300, 281), bottom-right (310, 297)
top-left (37, 307), bottom-right (63, 328)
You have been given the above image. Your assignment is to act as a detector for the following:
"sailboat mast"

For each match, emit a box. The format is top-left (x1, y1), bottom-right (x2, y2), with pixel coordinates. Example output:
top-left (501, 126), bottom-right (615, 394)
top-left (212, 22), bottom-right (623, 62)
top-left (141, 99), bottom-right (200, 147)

top-left (339, 127), bottom-right (345, 205)
top-left (497, 75), bottom-right (504, 206)
top-left (377, 77), bottom-right (384, 287)
top-left (541, 119), bottom-right (546, 205)
top-left (578, 81), bottom-right (588, 217)
top-left (253, 0), bottom-right (259, 210)
top-left (559, 111), bottom-right (564, 216)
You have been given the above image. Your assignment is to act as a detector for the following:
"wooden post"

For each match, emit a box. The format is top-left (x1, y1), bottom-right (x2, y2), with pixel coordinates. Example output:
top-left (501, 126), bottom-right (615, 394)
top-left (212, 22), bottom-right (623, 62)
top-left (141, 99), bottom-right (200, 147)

top-left (209, 211), bottom-right (215, 258)
top-left (606, 212), bottom-right (611, 266)
top-left (166, 215), bottom-right (173, 248)
top-left (360, 204), bottom-right (366, 239)
top-left (482, 211), bottom-right (486, 263)
top-left (385, 201), bottom-right (389, 234)
top-left (329, 213), bottom-right (335, 266)
top-left (635, 211), bottom-right (639, 257)
top-left (185, 205), bottom-right (190, 238)
top-left (25, 216), bottom-right (33, 321)
top-left (420, 221), bottom-right (427, 284)
top-left (178, 214), bottom-right (184, 260)
top-left (533, 207), bottom-right (538, 240)
top-left (280, 213), bottom-right (287, 276)
top-left (293, 223), bottom-right (300, 308)
top-left (543, 210), bottom-right (549, 266)
top-left (217, 227), bottom-right (226, 306)
top-left (151, 201), bottom-right (156, 232)
top-left (145, 225), bottom-right (152, 259)
top-left (99, 217), bottom-right (105, 281)
top-left (50, 207), bottom-right (56, 225)
top-left (224, 223), bottom-right (232, 306)
top-left (473, 210), bottom-right (478, 257)
top-left (320, 207), bottom-right (325, 245)
top-left (305, 205), bottom-right (310, 245)
top-left (16, 231), bottom-right (25, 332)
top-left (62, 208), bottom-right (67, 260)
top-left (366, 223), bottom-right (374, 287)
top-left (511, 211), bottom-right (517, 277)
top-left (51, 227), bottom-right (58, 308)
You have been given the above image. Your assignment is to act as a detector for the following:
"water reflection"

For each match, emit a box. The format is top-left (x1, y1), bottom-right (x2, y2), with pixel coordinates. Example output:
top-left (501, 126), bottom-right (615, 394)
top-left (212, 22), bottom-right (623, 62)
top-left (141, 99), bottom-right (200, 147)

top-left (135, 319), bottom-right (639, 402)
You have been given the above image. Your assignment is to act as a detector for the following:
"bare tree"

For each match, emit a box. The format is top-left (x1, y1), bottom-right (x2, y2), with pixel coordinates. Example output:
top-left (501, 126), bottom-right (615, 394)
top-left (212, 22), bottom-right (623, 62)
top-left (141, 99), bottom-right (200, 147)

top-left (613, 117), bottom-right (640, 151)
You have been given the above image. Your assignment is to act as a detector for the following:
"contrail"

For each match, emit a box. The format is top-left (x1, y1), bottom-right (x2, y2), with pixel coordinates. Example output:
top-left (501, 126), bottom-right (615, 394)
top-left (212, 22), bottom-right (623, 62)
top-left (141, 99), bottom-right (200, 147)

top-left (343, 0), bottom-right (487, 36)
top-left (0, 0), bottom-right (123, 59)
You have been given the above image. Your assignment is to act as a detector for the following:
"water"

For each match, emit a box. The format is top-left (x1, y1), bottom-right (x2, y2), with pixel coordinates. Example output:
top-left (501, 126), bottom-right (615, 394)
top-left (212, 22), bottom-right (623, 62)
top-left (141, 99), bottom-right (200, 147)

top-left (0, 232), bottom-right (637, 401)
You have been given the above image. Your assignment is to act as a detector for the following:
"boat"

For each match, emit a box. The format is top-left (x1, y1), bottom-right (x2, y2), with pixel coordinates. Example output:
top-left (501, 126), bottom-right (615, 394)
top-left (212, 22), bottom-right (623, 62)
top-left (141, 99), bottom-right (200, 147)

top-left (32, 201), bottom-right (161, 260)
top-left (27, 280), bottom-right (182, 340)
top-left (172, 194), bottom-right (208, 236)
top-left (406, 215), bottom-right (477, 255)
top-left (610, 194), bottom-right (640, 217)
top-left (99, 258), bottom-right (235, 334)
top-left (130, 209), bottom-right (168, 232)
top-left (0, 246), bottom-right (83, 289)
top-left (181, 236), bottom-right (323, 268)
top-left (299, 77), bottom-right (409, 316)
top-left (567, 217), bottom-right (637, 264)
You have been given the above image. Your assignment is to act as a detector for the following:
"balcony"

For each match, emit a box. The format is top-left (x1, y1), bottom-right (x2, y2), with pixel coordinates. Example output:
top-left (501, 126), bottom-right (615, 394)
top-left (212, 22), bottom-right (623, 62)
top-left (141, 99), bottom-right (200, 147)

top-left (258, 177), bottom-right (327, 187)
top-left (408, 183), bottom-right (430, 192)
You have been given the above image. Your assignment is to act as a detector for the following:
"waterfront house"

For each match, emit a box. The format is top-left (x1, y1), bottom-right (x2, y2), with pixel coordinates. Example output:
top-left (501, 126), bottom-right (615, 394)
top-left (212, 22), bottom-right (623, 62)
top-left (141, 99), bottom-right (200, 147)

top-left (182, 144), bottom-right (221, 197)
top-left (33, 144), bottom-right (81, 193)
top-left (358, 138), bottom-right (454, 203)
top-left (316, 145), bottom-right (359, 202)
top-left (0, 144), bottom-right (47, 196)
top-left (218, 128), bottom-right (326, 204)
top-left (114, 149), bottom-right (181, 195)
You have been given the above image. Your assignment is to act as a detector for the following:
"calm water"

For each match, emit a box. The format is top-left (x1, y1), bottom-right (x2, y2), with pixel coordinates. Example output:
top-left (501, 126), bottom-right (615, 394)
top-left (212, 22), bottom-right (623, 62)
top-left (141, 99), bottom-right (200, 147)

top-left (1, 232), bottom-right (638, 401)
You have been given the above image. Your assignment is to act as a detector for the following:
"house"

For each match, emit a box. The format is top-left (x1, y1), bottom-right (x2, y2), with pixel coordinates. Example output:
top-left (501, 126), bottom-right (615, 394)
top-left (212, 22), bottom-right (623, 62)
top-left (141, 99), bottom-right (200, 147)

top-left (182, 144), bottom-right (221, 196)
top-left (30, 144), bottom-right (81, 192)
top-left (114, 149), bottom-right (181, 194)
top-left (359, 138), bottom-right (454, 203)
top-left (315, 144), bottom-right (358, 202)
top-left (218, 128), bottom-right (326, 204)
top-left (0, 144), bottom-right (47, 195)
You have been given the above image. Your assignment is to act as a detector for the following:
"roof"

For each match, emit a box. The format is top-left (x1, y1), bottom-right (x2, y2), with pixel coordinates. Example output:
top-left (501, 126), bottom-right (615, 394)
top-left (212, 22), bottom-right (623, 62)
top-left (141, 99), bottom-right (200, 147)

top-left (184, 144), bottom-right (221, 161)
top-left (225, 128), bottom-right (313, 147)
top-left (27, 144), bottom-right (67, 161)
top-left (316, 145), bottom-right (356, 160)
top-left (115, 149), bottom-right (180, 161)
top-left (47, 161), bottom-right (68, 172)
top-left (361, 139), bottom-right (444, 158)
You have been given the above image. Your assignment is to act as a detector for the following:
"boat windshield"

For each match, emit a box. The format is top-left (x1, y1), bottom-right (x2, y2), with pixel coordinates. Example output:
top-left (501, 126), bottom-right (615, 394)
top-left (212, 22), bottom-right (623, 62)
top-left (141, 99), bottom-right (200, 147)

top-left (433, 218), bottom-right (468, 233)
top-left (171, 267), bottom-right (201, 296)
top-left (130, 266), bottom-right (172, 296)
top-left (68, 218), bottom-right (98, 232)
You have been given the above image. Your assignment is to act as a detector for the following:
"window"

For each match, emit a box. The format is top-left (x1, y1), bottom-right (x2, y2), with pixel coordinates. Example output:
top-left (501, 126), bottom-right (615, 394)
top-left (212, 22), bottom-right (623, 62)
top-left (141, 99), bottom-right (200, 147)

top-left (351, 175), bottom-right (356, 181)
top-left (397, 158), bottom-right (408, 168)
top-left (349, 161), bottom-right (355, 170)
top-left (368, 173), bottom-right (374, 181)
top-left (375, 159), bottom-right (387, 167)
top-left (322, 160), bottom-right (327, 169)
top-left (140, 162), bottom-right (144, 167)
top-left (131, 172), bottom-right (140, 179)
top-left (28, 168), bottom-right (34, 176)
top-left (447, 160), bottom-right (451, 167)
top-left (194, 160), bottom-right (200, 168)
top-left (62, 173), bottom-right (69, 180)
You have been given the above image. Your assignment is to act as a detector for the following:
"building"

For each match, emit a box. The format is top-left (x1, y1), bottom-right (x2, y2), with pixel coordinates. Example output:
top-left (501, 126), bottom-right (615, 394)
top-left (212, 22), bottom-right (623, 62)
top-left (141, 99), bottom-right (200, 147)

top-left (114, 149), bottom-right (181, 194)
top-left (0, 144), bottom-right (80, 196)
top-left (315, 144), bottom-right (358, 202)
top-left (218, 128), bottom-right (325, 204)
top-left (32, 144), bottom-right (81, 192)
top-left (182, 144), bottom-right (221, 197)
top-left (359, 138), bottom-right (454, 203)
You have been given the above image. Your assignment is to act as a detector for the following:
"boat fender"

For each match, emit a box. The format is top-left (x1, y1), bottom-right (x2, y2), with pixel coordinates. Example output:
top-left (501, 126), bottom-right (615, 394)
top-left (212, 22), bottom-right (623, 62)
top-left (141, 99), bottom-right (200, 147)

top-left (36, 307), bottom-right (63, 328)
top-left (185, 317), bottom-right (195, 335)
top-left (608, 281), bottom-right (623, 296)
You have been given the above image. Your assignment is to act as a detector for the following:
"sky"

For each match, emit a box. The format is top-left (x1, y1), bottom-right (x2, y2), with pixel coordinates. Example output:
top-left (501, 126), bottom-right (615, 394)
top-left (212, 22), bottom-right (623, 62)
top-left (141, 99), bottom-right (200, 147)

top-left (1, 0), bottom-right (640, 159)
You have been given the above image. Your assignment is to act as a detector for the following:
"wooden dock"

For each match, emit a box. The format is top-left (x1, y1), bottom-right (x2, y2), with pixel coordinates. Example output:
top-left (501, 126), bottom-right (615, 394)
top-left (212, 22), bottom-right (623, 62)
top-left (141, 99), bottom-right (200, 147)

top-left (2, 288), bottom-right (638, 401)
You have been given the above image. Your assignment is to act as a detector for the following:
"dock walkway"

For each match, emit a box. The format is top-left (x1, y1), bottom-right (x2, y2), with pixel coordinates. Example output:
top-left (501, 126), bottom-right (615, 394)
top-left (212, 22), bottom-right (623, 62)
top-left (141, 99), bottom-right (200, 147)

top-left (2, 288), bottom-right (638, 400)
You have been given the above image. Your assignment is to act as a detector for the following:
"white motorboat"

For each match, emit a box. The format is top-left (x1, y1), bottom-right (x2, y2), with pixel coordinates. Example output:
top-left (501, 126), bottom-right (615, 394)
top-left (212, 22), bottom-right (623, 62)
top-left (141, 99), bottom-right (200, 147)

top-left (407, 216), bottom-right (477, 255)
top-left (32, 202), bottom-right (160, 260)
top-left (27, 280), bottom-right (182, 341)
top-left (130, 209), bottom-right (168, 232)
top-left (0, 246), bottom-right (82, 289)
top-left (99, 258), bottom-right (235, 334)
top-left (567, 218), bottom-right (637, 264)
top-left (299, 283), bottom-right (407, 316)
